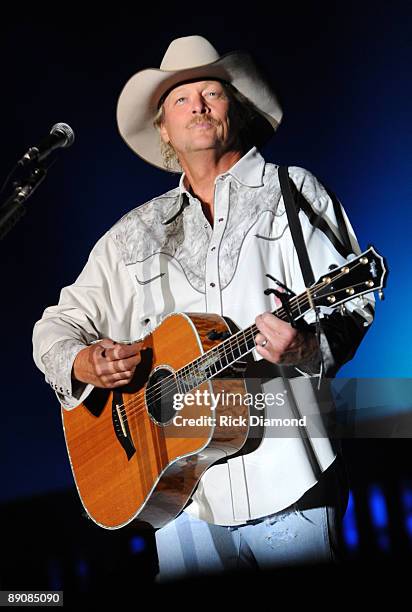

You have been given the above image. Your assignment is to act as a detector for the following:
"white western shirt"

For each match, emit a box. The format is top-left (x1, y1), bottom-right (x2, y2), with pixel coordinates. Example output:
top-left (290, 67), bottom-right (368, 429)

top-left (32, 147), bottom-right (374, 525)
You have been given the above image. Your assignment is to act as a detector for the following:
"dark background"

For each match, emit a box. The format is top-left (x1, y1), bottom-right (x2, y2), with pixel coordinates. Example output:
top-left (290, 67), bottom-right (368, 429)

top-left (0, 4), bottom-right (411, 601)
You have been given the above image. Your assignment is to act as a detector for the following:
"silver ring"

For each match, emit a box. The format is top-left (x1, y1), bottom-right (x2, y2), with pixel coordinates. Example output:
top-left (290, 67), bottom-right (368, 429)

top-left (260, 338), bottom-right (268, 347)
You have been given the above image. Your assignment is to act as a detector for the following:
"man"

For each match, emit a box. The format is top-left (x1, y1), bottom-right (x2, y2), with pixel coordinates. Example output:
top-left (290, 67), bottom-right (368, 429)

top-left (33, 35), bottom-right (375, 581)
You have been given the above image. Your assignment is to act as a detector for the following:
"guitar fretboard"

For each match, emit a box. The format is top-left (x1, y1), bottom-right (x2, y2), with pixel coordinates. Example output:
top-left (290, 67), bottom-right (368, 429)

top-left (175, 292), bottom-right (308, 394)
top-left (171, 245), bottom-right (386, 395)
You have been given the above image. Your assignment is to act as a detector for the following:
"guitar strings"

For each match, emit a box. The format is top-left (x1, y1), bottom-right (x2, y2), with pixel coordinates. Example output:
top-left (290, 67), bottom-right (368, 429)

top-left (121, 285), bottom-right (374, 424)
top-left (115, 284), bottom-right (319, 419)
top-left (116, 269), bottom-right (364, 422)
top-left (113, 264), bottom-right (364, 422)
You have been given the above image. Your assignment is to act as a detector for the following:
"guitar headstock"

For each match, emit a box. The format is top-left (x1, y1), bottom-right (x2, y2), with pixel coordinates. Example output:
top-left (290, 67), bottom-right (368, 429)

top-left (312, 245), bottom-right (389, 308)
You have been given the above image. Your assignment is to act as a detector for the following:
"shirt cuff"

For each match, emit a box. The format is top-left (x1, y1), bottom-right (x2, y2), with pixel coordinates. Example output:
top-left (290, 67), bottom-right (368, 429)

top-left (41, 339), bottom-right (94, 409)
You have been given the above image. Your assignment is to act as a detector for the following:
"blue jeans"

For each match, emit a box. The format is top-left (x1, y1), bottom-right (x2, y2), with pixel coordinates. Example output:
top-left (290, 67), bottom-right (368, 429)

top-left (155, 503), bottom-right (339, 583)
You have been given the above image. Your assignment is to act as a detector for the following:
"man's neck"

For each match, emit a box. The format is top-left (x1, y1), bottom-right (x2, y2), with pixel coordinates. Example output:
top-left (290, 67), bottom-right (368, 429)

top-left (181, 148), bottom-right (243, 223)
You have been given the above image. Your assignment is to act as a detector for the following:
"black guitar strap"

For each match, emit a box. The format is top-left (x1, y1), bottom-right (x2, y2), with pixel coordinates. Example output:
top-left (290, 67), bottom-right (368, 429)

top-left (277, 165), bottom-right (333, 481)
top-left (280, 167), bottom-right (354, 260)
top-left (278, 166), bottom-right (316, 287)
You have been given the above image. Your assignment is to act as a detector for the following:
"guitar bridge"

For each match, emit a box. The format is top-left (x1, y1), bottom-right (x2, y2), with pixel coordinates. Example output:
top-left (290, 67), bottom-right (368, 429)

top-left (112, 391), bottom-right (136, 460)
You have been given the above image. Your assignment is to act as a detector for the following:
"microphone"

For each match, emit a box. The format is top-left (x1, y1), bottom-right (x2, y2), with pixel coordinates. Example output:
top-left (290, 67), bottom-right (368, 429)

top-left (18, 123), bottom-right (75, 167)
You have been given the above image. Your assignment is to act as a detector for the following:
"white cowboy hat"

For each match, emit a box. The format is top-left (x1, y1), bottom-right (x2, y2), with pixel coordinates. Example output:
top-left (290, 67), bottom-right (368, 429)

top-left (116, 35), bottom-right (283, 172)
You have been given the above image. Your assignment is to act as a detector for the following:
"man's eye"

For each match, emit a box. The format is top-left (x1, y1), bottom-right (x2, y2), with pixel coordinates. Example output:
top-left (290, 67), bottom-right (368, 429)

top-left (176, 97), bottom-right (186, 104)
top-left (207, 91), bottom-right (217, 97)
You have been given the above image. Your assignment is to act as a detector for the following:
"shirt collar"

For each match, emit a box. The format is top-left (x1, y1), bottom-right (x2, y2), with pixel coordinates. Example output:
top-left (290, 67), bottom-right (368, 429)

top-left (161, 146), bottom-right (265, 224)
top-left (224, 146), bottom-right (265, 188)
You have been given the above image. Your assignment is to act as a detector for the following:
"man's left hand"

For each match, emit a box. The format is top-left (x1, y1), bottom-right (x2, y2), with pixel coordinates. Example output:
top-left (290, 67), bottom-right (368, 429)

top-left (255, 311), bottom-right (319, 366)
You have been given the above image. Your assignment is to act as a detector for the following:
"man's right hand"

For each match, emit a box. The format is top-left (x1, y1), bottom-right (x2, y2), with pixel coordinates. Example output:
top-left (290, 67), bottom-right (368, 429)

top-left (72, 338), bottom-right (144, 388)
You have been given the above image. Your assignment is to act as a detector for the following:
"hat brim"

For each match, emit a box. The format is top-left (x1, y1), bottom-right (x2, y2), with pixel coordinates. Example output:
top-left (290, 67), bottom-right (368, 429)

top-left (116, 51), bottom-right (282, 172)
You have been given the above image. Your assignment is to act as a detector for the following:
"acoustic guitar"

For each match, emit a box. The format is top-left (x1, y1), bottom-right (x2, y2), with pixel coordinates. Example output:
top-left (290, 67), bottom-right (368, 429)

top-left (61, 246), bottom-right (388, 529)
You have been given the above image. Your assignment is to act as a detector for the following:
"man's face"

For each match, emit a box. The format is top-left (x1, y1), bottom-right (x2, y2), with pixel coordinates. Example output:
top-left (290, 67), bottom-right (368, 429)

top-left (159, 80), bottom-right (239, 158)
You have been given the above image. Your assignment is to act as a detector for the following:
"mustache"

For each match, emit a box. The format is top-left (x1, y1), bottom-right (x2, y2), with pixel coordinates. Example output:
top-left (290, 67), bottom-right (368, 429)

top-left (187, 116), bottom-right (221, 128)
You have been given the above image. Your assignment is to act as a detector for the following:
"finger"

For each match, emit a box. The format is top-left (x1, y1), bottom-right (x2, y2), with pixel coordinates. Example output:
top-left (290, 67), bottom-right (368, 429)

top-left (101, 377), bottom-right (133, 389)
top-left (256, 313), bottom-right (295, 341)
top-left (255, 339), bottom-right (284, 363)
top-left (255, 343), bottom-right (275, 359)
top-left (96, 354), bottom-right (140, 377)
top-left (98, 370), bottom-right (135, 388)
top-left (255, 314), bottom-right (291, 360)
top-left (109, 354), bottom-right (141, 374)
top-left (107, 370), bottom-right (134, 383)
top-left (105, 341), bottom-right (144, 362)
top-left (94, 339), bottom-right (116, 356)
top-left (255, 312), bottom-right (277, 335)
top-left (254, 332), bottom-right (268, 347)
top-left (259, 312), bottom-right (289, 334)
top-left (255, 328), bottom-right (280, 358)
top-left (255, 316), bottom-right (281, 348)
top-left (86, 339), bottom-right (115, 362)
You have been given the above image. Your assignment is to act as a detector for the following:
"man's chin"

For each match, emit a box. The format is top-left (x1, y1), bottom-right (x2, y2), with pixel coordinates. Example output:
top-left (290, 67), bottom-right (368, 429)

top-left (178, 138), bottom-right (238, 157)
top-left (185, 143), bottom-right (223, 154)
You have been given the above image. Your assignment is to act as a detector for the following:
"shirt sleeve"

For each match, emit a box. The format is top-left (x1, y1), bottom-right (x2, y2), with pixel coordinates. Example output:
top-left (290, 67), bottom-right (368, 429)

top-left (32, 231), bottom-right (139, 409)
top-left (280, 166), bottom-right (375, 377)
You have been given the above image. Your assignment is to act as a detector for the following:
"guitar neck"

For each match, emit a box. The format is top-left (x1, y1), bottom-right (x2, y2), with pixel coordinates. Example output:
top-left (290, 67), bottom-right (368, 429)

top-left (174, 245), bottom-right (388, 395)
top-left (175, 291), bottom-right (311, 394)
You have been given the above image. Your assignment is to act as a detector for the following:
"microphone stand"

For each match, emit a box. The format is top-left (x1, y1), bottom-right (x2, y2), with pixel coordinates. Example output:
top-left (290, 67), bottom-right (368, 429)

top-left (0, 164), bottom-right (48, 240)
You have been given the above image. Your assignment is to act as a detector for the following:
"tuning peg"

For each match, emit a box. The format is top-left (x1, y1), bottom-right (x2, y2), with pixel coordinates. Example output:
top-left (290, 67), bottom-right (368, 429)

top-left (378, 289), bottom-right (385, 301)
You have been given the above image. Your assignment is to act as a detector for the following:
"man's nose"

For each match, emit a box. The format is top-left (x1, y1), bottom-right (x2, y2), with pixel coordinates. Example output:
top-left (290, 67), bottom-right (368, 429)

top-left (191, 94), bottom-right (209, 114)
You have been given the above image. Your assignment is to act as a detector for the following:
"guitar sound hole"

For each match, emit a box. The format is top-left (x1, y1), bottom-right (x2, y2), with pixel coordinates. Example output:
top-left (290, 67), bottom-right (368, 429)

top-left (146, 367), bottom-right (180, 425)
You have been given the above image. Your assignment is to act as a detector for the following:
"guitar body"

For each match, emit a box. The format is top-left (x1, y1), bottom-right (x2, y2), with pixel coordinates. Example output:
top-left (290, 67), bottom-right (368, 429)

top-left (62, 312), bottom-right (250, 530)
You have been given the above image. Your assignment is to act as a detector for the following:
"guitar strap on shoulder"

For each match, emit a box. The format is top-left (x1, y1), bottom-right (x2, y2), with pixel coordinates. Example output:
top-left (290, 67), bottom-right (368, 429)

top-left (278, 166), bottom-right (315, 288)
top-left (279, 166), bottom-right (353, 260)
